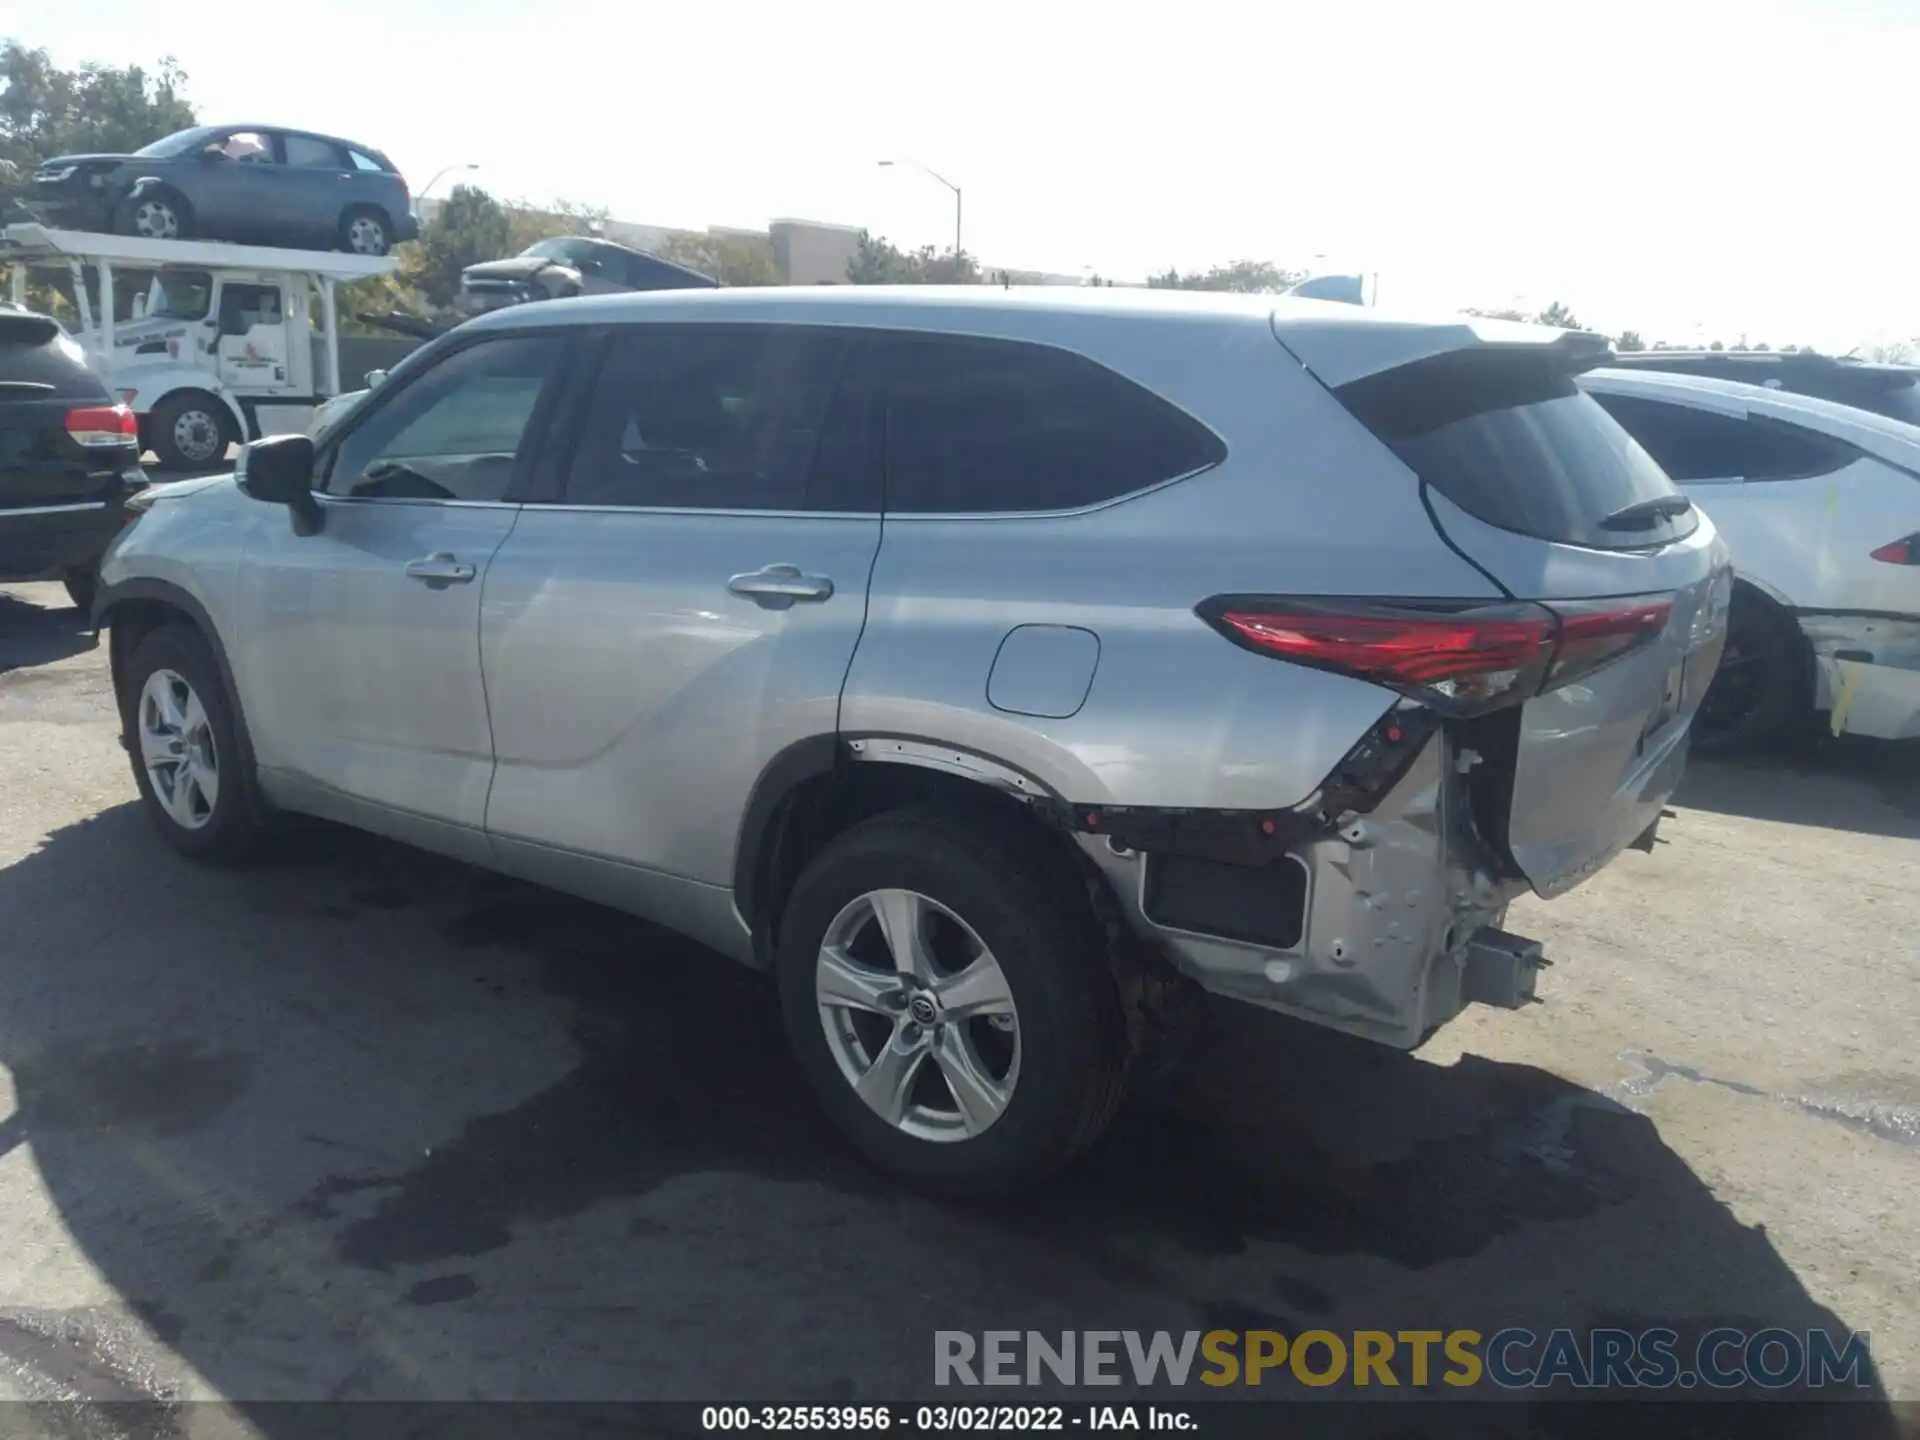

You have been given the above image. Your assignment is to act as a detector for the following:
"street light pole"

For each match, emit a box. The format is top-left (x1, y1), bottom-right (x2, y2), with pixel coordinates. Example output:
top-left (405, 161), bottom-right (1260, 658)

top-left (878, 159), bottom-right (962, 258)
top-left (417, 163), bottom-right (479, 202)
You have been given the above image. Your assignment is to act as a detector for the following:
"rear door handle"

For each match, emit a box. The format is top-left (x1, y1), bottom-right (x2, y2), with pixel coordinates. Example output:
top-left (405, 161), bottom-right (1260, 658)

top-left (404, 551), bottom-right (477, 586)
top-left (727, 563), bottom-right (834, 609)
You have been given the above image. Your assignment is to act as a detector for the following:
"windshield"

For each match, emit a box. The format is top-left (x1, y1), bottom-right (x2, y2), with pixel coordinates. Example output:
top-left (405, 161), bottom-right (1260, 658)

top-left (521, 238), bottom-right (588, 262)
top-left (147, 271), bottom-right (214, 321)
top-left (132, 127), bottom-right (220, 159)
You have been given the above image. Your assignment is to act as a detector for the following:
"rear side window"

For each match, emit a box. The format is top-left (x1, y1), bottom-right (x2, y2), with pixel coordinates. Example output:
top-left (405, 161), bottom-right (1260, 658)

top-left (282, 135), bottom-right (345, 169)
top-left (564, 324), bottom-right (847, 511)
top-left (0, 318), bottom-right (105, 402)
top-left (1335, 350), bottom-right (1696, 551)
top-left (862, 332), bottom-right (1224, 514)
top-left (347, 149), bottom-right (386, 173)
top-left (1589, 393), bottom-right (1858, 483)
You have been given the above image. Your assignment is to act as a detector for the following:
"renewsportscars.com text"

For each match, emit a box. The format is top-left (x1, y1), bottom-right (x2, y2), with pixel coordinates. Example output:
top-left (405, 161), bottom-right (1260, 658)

top-left (934, 1328), bottom-right (1873, 1390)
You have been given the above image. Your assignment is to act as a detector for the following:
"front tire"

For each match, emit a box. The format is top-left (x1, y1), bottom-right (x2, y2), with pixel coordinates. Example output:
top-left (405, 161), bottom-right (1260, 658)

top-left (114, 192), bottom-right (189, 242)
top-left (122, 625), bottom-right (268, 861)
top-left (148, 393), bottom-right (237, 472)
top-left (775, 807), bottom-right (1128, 1197)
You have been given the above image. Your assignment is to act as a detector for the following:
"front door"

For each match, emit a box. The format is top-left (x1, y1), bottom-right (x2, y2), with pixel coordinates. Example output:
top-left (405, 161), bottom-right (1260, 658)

top-left (214, 282), bottom-right (292, 393)
top-left (480, 321), bottom-right (882, 894)
top-left (233, 331), bottom-right (569, 859)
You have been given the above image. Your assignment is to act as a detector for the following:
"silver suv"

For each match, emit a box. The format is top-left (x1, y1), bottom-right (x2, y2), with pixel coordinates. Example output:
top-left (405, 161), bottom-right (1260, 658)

top-left (95, 287), bottom-right (1731, 1196)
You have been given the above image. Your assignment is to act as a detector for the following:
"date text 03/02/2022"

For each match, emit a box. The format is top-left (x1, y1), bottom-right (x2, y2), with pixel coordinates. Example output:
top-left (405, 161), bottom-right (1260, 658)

top-left (702, 1406), bottom-right (1191, 1432)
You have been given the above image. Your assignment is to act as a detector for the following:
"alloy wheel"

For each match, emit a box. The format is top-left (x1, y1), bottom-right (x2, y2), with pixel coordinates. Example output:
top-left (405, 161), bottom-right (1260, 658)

top-left (172, 409), bottom-right (223, 466)
top-left (134, 201), bottom-right (179, 240)
top-left (815, 888), bottom-right (1021, 1143)
top-left (347, 216), bottom-right (387, 254)
top-left (138, 668), bottom-right (219, 830)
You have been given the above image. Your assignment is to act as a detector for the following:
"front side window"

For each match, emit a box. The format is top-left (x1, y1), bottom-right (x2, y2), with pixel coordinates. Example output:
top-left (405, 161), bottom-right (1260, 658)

top-left (866, 333), bottom-right (1225, 514)
top-left (282, 134), bottom-right (345, 169)
top-left (213, 130), bottom-right (275, 165)
top-left (325, 335), bottom-right (563, 503)
top-left (563, 325), bottom-right (844, 510)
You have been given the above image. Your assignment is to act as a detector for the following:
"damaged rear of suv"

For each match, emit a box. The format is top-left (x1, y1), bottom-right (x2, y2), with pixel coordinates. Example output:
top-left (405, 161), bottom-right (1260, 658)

top-left (95, 287), bottom-right (1728, 1197)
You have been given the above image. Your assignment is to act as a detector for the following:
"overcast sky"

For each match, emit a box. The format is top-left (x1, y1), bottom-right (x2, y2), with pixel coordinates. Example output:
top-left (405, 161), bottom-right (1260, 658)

top-left (16, 0), bottom-right (1920, 350)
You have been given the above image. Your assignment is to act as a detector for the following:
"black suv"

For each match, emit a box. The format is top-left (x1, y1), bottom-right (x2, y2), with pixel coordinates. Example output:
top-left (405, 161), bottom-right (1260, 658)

top-left (0, 307), bottom-right (144, 611)
top-left (458, 236), bottom-right (718, 315)
top-left (1606, 349), bottom-right (1920, 426)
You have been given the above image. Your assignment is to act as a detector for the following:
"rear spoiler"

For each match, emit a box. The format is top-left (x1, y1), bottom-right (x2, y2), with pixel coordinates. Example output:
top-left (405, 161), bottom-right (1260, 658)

top-left (0, 309), bottom-right (61, 345)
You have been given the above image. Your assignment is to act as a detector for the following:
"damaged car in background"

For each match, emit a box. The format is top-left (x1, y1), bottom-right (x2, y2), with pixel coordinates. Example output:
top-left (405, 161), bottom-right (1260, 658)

top-left (1583, 368), bottom-right (1920, 748)
top-left (457, 234), bottom-right (718, 316)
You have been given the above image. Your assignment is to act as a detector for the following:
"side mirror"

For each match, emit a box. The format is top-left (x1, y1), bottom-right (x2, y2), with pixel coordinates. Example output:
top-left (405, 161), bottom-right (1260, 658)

top-left (235, 434), bottom-right (323, 535)
top-left (363, 368), bottom-right (388, 391)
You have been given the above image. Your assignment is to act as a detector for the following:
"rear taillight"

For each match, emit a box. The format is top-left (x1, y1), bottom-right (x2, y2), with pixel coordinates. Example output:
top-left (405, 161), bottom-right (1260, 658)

top-left (1545, 599), bottom-right (1674, 687)
top-left (1869, 534), bottom-right (1919, 565)
top-left (66, 403), bottom-right (138, 448)
top-left (1199, 595), bottom-right (1673, 715)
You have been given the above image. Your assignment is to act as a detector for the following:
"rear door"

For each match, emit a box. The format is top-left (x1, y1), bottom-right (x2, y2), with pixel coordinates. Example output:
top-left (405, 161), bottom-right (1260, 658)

top-left (479, 320), bottom-right (881, 895)
top-left (1300, 335), bottom-right (1730, 897)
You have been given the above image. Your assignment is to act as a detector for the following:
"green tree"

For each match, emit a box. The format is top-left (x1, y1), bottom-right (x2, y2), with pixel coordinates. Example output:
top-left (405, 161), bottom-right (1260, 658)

top-left (845, 231), bottom-right (979, 284)
top-left (0, 40), bottom-right (195, 180)
top-left (1147, 260), bottom-right (1302, 293)
top-left (1708, 340), bottom-right (1725, 352)
top-left (1535, 300), bottom-right (1582, 330)
top-left (659, 231), bottom-right (782, 286)
top-left (1615, 330), bottom-right (1646, 352)
top-left (394, 183), bottom-right (511, 308)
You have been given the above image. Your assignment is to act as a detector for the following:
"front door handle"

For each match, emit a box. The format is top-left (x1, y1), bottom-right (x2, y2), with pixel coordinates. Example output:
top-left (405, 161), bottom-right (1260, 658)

top-left (404, 551), bottom-right (477, 587)
top-left (727, 563), bottom-right (835, 610)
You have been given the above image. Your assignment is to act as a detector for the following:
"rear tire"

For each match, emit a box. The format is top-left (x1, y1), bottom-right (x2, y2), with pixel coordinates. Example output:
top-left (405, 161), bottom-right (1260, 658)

top-left (121, 625), bottom-right (269, 862)
top-left (63, 566), bottom-right (97, 616)
top-left (338, 207), bottom-right (392, 257)
top-left (775, 806), bottom-right (1128, 1198)
top-left (1694, 584), bottom-right (1810, 755)
top-left (148, 393), bottom-right (236, 472)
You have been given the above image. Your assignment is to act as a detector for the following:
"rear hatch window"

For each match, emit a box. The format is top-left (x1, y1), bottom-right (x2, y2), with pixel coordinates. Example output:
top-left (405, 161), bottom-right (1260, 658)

top-left (0, 314), bottom-right (105, 402)
top-left (1333, 348), bottom-right (1697, 551)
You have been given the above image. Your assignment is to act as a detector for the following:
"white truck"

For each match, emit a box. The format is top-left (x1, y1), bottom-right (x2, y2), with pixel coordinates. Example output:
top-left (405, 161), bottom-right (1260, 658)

top-left (1, 222), bottom-right (397, 470)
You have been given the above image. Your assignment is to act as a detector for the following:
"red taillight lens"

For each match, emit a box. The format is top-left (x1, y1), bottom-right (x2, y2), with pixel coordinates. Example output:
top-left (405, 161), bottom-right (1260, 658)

top-left (1201, 595), bottom-right (1676, 715)
top-left (1204, 598), bottom-right (1558, 714)
top-left (1546, 599), bottom-right (1674, 686)
top-left (66, 403), bottom-right (138, 448)
top-left (1869, 534), bottom-right (1919, 565)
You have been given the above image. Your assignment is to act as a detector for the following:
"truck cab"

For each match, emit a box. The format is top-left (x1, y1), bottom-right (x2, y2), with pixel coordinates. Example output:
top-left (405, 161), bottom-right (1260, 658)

top-left (1, 222), bottom-right (396, 470)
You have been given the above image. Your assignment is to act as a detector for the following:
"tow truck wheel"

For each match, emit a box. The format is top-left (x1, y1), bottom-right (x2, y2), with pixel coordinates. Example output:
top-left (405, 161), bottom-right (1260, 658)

top-left (114, 193), bottom-right (189, 242)
top-left (339, 207), bottom-right (392, 257)
top-left (148, 394), bottom-right (237, 473)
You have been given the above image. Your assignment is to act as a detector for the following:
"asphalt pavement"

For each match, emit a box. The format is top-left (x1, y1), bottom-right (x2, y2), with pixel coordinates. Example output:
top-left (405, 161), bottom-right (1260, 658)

top-left (1, 581), bottom-right (1915, 1429)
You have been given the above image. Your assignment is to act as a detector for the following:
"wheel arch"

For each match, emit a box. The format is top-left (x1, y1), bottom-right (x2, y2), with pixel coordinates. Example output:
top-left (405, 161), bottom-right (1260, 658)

top-left (123, 177), bottom-right (195, 224)
top-left (732, 734), bottom-right (1088, 971)
top-left (96, 576), bottom-right (259, 781)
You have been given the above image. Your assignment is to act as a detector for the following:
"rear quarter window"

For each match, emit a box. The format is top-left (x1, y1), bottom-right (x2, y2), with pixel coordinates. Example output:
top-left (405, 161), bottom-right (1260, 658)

top-left (861, 332), bottom-right (1225, 514)
top-left (1335, 349), bottom-right (1696, 551)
